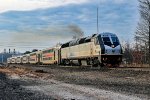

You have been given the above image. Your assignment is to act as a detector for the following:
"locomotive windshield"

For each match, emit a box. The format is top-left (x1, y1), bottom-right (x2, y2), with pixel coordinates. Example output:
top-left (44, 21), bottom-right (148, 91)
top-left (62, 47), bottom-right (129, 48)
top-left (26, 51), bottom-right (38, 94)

top-left (102, 37), bottom-right (112, 46)
top-left (111, 37), bottom-right (119, 46)
top-left (100, 36), bottom-right (120, 47)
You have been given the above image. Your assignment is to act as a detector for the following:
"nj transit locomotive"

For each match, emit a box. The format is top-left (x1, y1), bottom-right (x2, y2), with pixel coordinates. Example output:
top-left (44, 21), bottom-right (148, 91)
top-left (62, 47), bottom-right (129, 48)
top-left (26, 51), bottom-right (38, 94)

top-left (7, 32), bottom-right (123, 67)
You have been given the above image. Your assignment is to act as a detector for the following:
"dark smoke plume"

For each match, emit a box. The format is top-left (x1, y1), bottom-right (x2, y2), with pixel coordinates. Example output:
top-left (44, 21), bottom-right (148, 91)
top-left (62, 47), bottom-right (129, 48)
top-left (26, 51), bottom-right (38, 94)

top-left (9, 24), bottom-right (84, 50)
top-left (67, 24), bottom-right (84, 39)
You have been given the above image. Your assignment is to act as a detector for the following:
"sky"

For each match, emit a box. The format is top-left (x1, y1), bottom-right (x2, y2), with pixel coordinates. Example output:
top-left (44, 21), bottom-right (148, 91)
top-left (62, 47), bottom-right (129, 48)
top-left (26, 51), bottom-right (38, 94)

top-left (0, 0), bottom-right (139, 53)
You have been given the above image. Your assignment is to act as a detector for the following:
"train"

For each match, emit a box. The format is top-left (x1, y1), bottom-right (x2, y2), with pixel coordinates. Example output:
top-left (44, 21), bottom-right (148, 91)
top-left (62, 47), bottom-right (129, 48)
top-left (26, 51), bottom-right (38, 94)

top-left (7, 32), bottom-right (123, 67)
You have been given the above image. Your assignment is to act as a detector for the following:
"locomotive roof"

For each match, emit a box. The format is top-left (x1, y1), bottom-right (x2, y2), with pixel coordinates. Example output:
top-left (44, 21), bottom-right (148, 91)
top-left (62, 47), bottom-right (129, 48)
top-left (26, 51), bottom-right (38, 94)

top-left (61, 32), bottom-right (118, 48)
top-left (61, 34), bottom-right (97, 48)
top-left (100, 32), bottom-right (117, 37)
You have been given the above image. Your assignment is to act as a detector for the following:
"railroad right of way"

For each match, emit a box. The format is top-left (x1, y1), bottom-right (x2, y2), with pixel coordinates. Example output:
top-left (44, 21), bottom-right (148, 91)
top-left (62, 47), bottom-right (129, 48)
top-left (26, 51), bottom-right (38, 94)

top-left (7, 64), bottom-right (150, 100)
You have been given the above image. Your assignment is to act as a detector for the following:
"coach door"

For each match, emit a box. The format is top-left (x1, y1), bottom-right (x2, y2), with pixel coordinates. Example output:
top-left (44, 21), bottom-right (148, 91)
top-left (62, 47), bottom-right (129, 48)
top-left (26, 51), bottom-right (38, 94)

top-left (38, 54), bottom-right (41, 64)
top-left (54, 50), bottom-right (58, 64)
top-left (55, 49), bottom-right (61, 64)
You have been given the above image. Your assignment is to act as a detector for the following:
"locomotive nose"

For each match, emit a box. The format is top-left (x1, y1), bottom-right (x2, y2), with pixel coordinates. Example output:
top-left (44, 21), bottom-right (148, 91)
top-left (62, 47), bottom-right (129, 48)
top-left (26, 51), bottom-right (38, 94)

top-left (112, 50), bottom-right (115, 53)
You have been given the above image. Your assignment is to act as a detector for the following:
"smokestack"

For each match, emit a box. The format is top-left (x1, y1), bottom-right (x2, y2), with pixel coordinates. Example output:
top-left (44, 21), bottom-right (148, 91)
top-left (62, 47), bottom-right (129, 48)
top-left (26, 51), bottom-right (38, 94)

top-left (9, 49), bottom-right (10, 53)
top-left (4, 49), bottom-right (6, 53)
top-left (14, 49), bottom-right (16, 54)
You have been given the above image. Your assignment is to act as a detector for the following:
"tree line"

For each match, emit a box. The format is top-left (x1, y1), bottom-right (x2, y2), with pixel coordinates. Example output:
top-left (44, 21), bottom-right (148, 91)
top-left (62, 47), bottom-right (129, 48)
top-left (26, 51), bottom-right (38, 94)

top-left (122, 0), bottom-right (150, 66)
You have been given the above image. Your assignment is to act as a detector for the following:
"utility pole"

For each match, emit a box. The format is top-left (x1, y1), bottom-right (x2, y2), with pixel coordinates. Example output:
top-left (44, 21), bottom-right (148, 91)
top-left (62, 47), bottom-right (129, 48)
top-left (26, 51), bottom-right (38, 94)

top-left (97, 7), bottom-right (99, 34)
top-left (148, 1), bottom-right (150, 66)
top-left (9, 48), bottom-right (10, 53)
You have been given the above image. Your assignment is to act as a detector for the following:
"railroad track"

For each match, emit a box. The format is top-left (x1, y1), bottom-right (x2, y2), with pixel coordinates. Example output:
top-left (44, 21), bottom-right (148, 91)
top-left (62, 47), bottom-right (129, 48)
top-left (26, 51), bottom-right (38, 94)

top-left (7, 64), bottom-right (150, 73)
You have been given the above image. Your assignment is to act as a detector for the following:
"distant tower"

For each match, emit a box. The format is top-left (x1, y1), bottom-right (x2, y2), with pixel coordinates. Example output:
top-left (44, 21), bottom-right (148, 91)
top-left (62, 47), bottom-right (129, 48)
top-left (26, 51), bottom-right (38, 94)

top-left (9, 49), bottom-right (10, 53)
top-left (4, 49), bottom-right (6, 53)
top-left (14, 49), bottom-right (16, 54)
top-left (97, 7), bottom-right (99, 34)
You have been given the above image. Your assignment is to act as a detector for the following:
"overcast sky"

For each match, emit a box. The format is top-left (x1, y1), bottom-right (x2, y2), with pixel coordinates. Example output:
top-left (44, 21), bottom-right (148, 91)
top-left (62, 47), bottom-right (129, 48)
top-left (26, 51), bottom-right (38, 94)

top-left (0, 0), bottom-right (139, 53)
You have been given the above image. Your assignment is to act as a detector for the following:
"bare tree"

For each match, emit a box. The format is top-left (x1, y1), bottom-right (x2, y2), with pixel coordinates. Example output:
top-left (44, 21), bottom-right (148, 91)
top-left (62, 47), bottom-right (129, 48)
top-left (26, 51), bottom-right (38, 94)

top-left (135, 0), bottom-right (150, 65)
top-left (123, 42), bottom-right (133, 64)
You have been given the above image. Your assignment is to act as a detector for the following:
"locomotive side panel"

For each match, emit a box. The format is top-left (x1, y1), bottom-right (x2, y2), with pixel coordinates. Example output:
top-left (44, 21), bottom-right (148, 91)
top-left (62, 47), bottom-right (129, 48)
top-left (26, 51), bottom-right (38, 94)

top-left (61, 42), bottom-right (92, 60)
top-left (93, 38), bottom-right (101, 56)
top-left (61, 47), bottom-right (69, 59)
top-left (78, 42), bottom-right (92, 58)
top-left (68, 45), bottom-right (79, 58)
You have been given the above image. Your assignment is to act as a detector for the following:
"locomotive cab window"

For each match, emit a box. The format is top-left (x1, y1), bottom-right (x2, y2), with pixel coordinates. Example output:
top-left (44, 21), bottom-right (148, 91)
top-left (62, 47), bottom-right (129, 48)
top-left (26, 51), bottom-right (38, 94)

top-left (102, 37), bottom-right (111, 46)
top-left (111, 37), bottom-right (119, 46)
top-left (111, 37), bottom-right (118, 42)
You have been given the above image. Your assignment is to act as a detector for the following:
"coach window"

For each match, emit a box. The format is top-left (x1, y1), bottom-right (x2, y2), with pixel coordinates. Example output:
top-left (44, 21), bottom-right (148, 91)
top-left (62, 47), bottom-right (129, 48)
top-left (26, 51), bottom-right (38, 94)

top-left (111, 37), bottom-right (119, 46)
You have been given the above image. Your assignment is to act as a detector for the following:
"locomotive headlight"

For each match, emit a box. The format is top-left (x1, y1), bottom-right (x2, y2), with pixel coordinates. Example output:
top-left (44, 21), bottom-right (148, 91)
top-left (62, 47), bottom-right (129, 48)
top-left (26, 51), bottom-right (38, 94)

top-left (111, 45), bottom-right (115, 48)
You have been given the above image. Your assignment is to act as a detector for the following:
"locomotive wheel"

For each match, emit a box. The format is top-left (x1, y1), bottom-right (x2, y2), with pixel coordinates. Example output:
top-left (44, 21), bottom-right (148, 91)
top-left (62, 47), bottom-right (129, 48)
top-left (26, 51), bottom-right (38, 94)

top-left (100, 63), bottom-right (104, 67)
top-left (78, 60), bottom-right (82, 66)
top-left (65, 59), bottom-right (70, 65)
top-left (92, 58), bottom-right (99, 67)
top-left (113, 64), bottom-right (119, 68)
top-left (62, 60), bottom-right (66, 65)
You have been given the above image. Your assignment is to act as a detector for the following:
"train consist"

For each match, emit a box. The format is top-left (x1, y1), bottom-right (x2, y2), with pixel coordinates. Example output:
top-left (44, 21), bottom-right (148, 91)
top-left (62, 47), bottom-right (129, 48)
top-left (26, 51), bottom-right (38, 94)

top-left (7, 32), bottom-right (123, 67)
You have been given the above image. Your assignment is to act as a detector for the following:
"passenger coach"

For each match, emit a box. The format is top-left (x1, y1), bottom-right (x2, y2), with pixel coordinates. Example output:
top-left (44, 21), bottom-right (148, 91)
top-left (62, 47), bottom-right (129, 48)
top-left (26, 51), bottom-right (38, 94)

top-left (41, 47), bottom-right (60, 64)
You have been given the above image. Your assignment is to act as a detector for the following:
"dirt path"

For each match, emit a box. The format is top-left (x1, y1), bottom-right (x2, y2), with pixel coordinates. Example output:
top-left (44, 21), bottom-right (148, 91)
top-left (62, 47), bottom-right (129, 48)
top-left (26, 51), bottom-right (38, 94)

top-left (22, 79), bottom-right (143, 100)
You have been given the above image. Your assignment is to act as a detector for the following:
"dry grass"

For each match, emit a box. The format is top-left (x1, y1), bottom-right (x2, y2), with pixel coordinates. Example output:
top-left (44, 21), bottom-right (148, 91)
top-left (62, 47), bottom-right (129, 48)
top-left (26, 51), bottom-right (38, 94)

top-left (0, 67), bottom-right (54, 79)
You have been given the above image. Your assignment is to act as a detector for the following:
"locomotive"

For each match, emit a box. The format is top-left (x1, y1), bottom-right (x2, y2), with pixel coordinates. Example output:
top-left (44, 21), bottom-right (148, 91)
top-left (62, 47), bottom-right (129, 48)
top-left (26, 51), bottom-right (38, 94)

top-left (7, 32), bottom-right (123, 67)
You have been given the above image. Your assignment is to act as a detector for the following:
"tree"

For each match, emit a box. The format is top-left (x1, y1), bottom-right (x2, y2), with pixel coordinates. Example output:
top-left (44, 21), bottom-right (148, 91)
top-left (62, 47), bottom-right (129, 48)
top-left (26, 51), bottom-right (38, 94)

top-left (135, 0), bottom-right (150, 65)
top-left (123, 42), bottom-right (133, 64)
